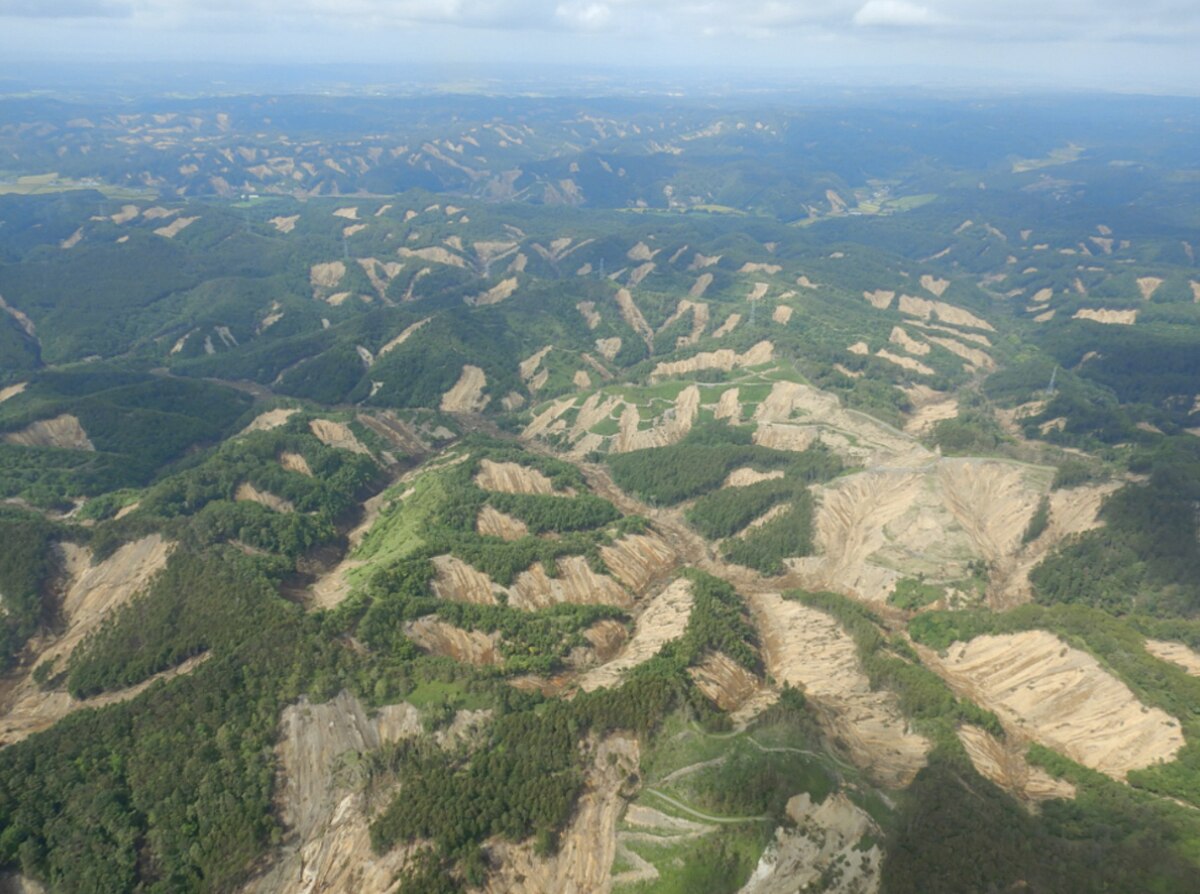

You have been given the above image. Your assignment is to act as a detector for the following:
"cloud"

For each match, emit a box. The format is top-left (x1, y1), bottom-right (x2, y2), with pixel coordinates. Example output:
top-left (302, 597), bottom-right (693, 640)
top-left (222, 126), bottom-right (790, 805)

top-left (555, 1), bottom-right (614, 30)
top-left (0, 0), bottom-right (130, 16)
top-left (853, 0), bottom-right (943, 27)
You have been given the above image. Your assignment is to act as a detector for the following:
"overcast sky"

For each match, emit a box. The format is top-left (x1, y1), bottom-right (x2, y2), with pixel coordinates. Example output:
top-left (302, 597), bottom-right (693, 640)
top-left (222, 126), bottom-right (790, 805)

top-left (1, 0), bottom-right (1197, 93)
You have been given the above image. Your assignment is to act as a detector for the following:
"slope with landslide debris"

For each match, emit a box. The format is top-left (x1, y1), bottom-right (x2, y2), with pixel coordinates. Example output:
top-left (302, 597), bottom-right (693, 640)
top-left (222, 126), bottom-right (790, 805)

top-left (921, 631), bottom-right (1184, 780)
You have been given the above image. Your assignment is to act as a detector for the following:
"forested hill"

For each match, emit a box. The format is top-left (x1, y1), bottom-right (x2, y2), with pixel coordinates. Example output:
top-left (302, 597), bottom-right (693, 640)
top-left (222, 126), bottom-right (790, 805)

top-left (0, 90), bottom-right (1199, 894)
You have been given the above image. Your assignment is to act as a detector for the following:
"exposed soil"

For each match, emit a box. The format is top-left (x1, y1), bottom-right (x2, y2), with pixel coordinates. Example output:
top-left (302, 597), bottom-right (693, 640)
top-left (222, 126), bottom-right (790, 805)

top-left (1073, 308), bottom-right (1137, 325)
top-left (309, 419), bottom-right (370, 454)
top-left (440, 365), bottom-right (490, 413)
top-left (957, 724), bottom-right (1075, 806)
top-left (482, 735), bottom-right (639, 894)
top-left (750, 593), bottom-right (929, 786)
top-left (651, 341), bottom-right (773, 381)
top-left (235, 482), bottom-right (295, 513)
top-left (475, 504), bottom-right (529, 540)
top-left (922, 631), bottom-right (1184, 780)
top-left (2, 414), bottom-right (93, 451)
top-left (1144, 640), bottom-right (1200, 677)
top-left (578, 579), bottom-right (693, 692)
top-left (740, 792), bottom-right (882, 894)
top-left (474, 459), bottom-right (559, 494)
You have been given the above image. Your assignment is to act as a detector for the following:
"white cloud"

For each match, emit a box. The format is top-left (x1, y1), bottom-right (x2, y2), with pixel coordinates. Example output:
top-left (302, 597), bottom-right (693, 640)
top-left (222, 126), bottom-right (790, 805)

top-left (853, 0), bottom-right (943, 27)
top-left (555, 1), bottom-right (614, 30)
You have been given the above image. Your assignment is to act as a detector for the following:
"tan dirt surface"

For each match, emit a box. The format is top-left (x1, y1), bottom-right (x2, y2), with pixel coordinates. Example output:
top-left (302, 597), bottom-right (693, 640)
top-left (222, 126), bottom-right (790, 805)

top-left (153, 216), bottom-right (197, 238)
top-left (483, 735), bottom-right (639, 894)
top-left (1073, 308), bottom-right (1138, 325)
top-left (740, 792), bottom-right (882, 894)
top-left (903, 395), bottom-right (958, 436)
top-left (651, 341), bottom-right (773, 380)
top-left (241, 408), bottom-right (298, 435)
top-left (657, 299), bottom-right (709, 346)
top-left (110, 204), bottom-right (139, 224)
top-left (357, 258), bottom-right (404, 300)
top-left (307, 487), bottom-right (395, 610)
top-left (579, 579), bottom-right (693, 691)
top-left (309, 419), bottom-right (370, 454)
top-left (332, 207), bottom-right (359, 220)
top-left (378, 317), bottom-right (431, 357)
top-left (922, 631), bottom-right (1184, 779)
top-left (690, 272), bottom-right (714, 298)
top-left (471, 277), bottom-right (519, 306)
top-left (772, 305), bottom-right (793, 325)
top-left (475, 504), bottom-right (529, 540)
top-left (234, 482), bottom-right (295, 513)
top-left (615, 288), bottom-right (654, 349)
top-left (1137, 276), bottom-right (1164, 300)
top-left (628, 262), bottom-right (656, 288)
top-left (889, 326), bottom-right (930, 355)
top-left (713, 313), bottom-right (742, 337)
top-left (3, 414), bottom-right (93, 451)
top-left (397, 246), bottom-right (466, 268)
top-left (897, 294), bottom-right (994, 331)
top-left (430, 554), bottom-right (501, 605)
top-left (957, 724), bottom-right (1075, 805)
top-left (920, 274), bottom-right (950, 297)
top-left (239, 692), bottom-right (437, 894)
top-left (518, 345), bottom-right (553, 382)
top-left (0, 654), bottom-right (207, 748)
top-left (740, 262), bottom-right (782, 275)
top-left (585, 340), bottom-right (619, 366)
top-left (875, 349), bottom-right (934, 376)
top-left (279, 452), bottom-right (313, 476)
top-left (310, 261), bottom-right (346, 289)
top-left (0, 536), bottom-right (173, 744)
top-left (404, 618), bottom-right (503, 666)
top-left (724, 468), bottom-right (785, 488)
top-left (751, 381), bottom-right (930, 466)
top-left (439, 365), bottom-right (489, 413)
top-left (627, 241), bottom-right (658, 261)
top-left (991, 480), bottom-right (1119, 609)
top-left (583, 620), bottom-right (628, 663)
top-left (270, 214), bottom-right (299, 233)
top-left (598, 533), bottom-right (677, 593)
top-left (715, 387), bottom-right (741, 422)
top-left (749, 593), bottom-right (929, 787)
top-left (614, 385), bottom-right (700, 452)
top-left (689, 652), bottom-right (762, 712)
top-left (508, 557), bottom-right (631, 611)
top-left (926, 335), bottom-right (995, 370)
top-left (475, 459), bottom-right (559, 494)
top-left (0, 383), bottom-right (27, 404)
top-left (576, 301), bottom-right (601, 329)
top-left (863, 289), bottom-right (895, 309)
top-left (1145, 640), bottom-right (1200, 676)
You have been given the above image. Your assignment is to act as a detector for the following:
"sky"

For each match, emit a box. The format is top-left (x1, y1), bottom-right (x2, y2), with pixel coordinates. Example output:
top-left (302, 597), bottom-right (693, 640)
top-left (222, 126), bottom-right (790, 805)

top-left (0, 0), bottom-right (1197, 93)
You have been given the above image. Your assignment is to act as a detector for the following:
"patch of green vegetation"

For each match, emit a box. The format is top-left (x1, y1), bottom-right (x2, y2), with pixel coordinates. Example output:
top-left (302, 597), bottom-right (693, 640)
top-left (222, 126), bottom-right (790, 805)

top-left (685, 477), bottom-right (795, 540)
top-left (488, 492), bottom-right (620, 534)
top-left (607, 420), bottom-right (840, 506)
top-left (888, 577), bottom-right (946, 611)
top-left (721, 496), bottom-right (815, 576)
top-left (1030, 438), bottom-right (1200, 616)
top-left (0, 507), bottom-right (68, 668)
